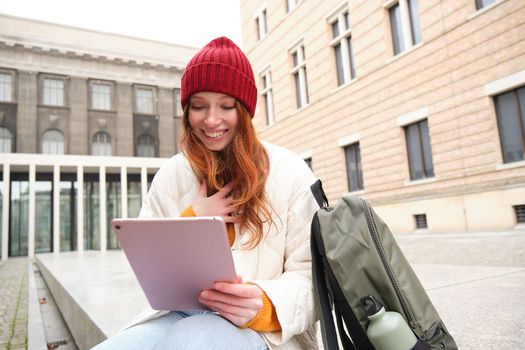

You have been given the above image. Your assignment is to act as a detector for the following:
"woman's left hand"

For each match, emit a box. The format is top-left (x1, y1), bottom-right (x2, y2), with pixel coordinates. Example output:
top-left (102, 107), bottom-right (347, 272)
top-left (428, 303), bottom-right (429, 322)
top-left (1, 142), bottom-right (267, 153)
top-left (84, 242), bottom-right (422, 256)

top-left (199, 276), bottom-right (263, 327)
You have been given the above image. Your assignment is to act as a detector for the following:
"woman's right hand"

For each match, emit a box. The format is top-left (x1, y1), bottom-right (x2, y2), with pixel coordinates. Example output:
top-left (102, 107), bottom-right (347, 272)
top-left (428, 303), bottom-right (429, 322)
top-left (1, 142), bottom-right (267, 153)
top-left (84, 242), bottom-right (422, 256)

top-left (192, 182), bottom-right (241, 223)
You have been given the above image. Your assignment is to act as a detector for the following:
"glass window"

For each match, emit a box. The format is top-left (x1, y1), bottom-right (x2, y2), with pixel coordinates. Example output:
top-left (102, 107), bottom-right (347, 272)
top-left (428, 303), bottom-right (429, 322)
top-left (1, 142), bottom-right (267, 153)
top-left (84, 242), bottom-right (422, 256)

top-left (330, 10), bottom-right (356, 86)
top-left (256, 9), bottom-right (268, 40)
top-left (494, 86), bottom-right (525, 163)
top-left (408, 0), bottom-right (422, 45)
top-left (10, 180), bottom-right (29, 256)
top-left (389, 0), bottom-right (422, 55)
top-left (390, 3), bottom-right (405, 55)
top-left (476, 0), bottom-right (496, 10)
top-left (91, 83), bottom-right (111, 110)
top-left (0, 127), bottom-right (12, 153)
top-left (91, 132), bottom-right (112, 156)
top-left (42, 129), bottom-right (64, 155)
top-left (261, 69), bottom-right (275, 126)
top-left (84, 178), bottom-right (100, 250)
top-left (0, 72), bottom-right (13, 102)
top-left (344, 143), bottom-right (364, 192)
top-left (127, 175), bottom-right (142, 218)
top-left (137, 134), bottom-right (155, 157)
top-left (106, 179), bottom-right (121, 250)
top-left (287, 0), bottom-right (299, 12)
top-left (59, 179), bottom-right (77, 252)
top-left (405, 119), bottom-right (434, 180)
top-left (136, 88), bottom-right (154, 114)
top-left (43, 78), bottom-right (65, 106)
top-left (291, 44), bottom-right (309, 108)
top-left (35, 180), bottom-right (52, 253)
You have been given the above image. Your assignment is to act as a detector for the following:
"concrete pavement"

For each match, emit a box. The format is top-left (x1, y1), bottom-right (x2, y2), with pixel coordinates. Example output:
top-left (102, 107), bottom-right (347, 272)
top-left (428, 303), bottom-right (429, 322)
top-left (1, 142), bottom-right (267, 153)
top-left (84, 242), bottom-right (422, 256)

top-left (1, 229), bottom-right (524, 349)
top-left (0, 257), bottom-right (28, 350)
top-left (396, 230), bottom-right (525, 350)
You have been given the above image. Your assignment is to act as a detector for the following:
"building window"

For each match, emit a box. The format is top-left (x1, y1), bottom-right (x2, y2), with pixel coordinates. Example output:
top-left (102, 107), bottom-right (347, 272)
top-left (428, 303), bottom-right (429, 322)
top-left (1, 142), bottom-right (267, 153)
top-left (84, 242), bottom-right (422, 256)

top-left (388, 0), bottom-right (422, 55)
top-left (0, 126), bottom-right (12, 152)
top-left (261, 69), bottom-right (275, 125)
top-left (174, 88), bottom-right (182, 116)
top-left (330, 10), bottom-right (355, 85)
top-left (514, 205), bottom-right (525, 224)
top-left (286, 0), bottom-right (300, 12)
top-left (0, 72), bottom-right (13, 102)
top-left (137, 134), bottom-right (155, 157)
top-left (135, 87), bottom-right (155, 114)
top-left (91, 82), bottom-right (112, 110)
top-left (414, 214), bottom-right (428, 229)
top-left (43, 78), bottom-right (65, 106)
top-left (91, 131), bottom-right (112, 156)
top-left (476, 0), bottom-right (496, 10)
top-left (405, 119), bottom-right (434, 180)
top-left (256, 8), bottom-right (268, 40)
top-left (344, 143), bottom-right (364, 192)
top-left (291, 44), bottom-right (309, 109)
top-left (42, 129), bottom-right (64, 154)
top-left (494, 86), bottom-right (525, 164)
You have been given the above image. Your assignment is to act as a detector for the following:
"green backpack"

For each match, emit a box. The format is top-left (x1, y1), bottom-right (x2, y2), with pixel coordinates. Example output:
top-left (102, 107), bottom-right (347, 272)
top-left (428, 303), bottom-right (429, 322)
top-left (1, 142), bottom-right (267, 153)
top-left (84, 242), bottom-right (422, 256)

top-left (310, 180), bottom-right (458, 350)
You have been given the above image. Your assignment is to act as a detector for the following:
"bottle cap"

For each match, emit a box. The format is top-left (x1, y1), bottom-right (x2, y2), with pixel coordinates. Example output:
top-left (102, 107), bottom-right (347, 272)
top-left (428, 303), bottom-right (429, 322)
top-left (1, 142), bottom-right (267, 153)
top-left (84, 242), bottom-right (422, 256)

top-left (361, 294), bottom-right (384, 317)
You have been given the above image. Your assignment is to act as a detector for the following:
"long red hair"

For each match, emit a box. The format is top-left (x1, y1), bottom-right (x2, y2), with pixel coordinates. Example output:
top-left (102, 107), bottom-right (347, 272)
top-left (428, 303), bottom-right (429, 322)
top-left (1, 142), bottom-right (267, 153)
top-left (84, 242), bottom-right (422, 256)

top-left (180, 100), bottom-right (273, 248)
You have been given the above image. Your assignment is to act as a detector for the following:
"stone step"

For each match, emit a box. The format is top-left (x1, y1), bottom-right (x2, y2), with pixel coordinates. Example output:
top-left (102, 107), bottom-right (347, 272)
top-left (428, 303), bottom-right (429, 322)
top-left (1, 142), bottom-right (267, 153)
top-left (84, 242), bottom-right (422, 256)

top-left (34, 251), bottom-right (148, 350)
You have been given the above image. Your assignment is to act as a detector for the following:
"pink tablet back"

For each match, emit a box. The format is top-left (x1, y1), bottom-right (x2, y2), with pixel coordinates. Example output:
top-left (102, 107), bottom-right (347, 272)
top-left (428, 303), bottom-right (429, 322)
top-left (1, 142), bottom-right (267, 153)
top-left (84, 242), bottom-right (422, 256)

top-left (113, 217), bottom-right (236, 311)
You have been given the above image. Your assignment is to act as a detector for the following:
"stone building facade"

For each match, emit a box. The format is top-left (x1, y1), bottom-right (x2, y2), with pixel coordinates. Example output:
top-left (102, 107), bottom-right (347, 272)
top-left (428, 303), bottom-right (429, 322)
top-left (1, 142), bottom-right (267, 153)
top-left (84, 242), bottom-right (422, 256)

top-left (240, 0), bottom-right (525, 233)
top-left (0, 14), bottom-right (197, 260)
top-left (0, 14), bottom-right (196, 157)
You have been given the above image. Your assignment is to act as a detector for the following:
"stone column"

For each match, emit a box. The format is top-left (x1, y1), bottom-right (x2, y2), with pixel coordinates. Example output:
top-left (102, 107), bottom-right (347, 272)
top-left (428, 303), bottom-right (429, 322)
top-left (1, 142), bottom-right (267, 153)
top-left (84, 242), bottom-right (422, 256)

top-left (116, 83), bottom-right (133, 156)
top-left (69, 77), bottom-right (88, 154)
top-left (158, 87), bottom-right (176, 158)
top-left (16, 71), bottom-right (38, 153)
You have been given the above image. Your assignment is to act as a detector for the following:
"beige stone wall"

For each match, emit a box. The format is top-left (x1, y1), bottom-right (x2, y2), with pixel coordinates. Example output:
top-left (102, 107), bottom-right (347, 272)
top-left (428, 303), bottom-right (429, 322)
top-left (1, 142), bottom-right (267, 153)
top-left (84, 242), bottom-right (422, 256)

top-left (241, 0), bottom-right (525, 232)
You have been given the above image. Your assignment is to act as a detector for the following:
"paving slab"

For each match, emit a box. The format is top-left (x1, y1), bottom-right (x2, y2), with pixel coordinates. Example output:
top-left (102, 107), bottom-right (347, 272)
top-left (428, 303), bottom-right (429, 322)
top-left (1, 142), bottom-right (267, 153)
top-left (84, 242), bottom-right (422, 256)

top-left (32, 230), bottom-right (525, 350)
top-left (0, 258), bottom-right (28, 350)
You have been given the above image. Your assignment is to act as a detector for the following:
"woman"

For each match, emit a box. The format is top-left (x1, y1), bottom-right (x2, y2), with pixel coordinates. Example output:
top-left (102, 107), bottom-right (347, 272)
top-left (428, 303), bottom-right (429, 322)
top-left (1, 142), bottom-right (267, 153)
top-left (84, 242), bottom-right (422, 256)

top-left (93, 36), bottom-right (319, 350)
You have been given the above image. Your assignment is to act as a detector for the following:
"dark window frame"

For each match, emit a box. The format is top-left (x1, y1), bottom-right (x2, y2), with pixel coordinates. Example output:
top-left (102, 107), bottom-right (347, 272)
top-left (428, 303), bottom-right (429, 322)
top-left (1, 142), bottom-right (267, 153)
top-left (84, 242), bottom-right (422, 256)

top-left (344, 143), bottom-right (364, 192)
top-left (404, 119), bottom-right (435, 181)
top-left (514, 205), bottom-right (525, 224)
top-left (494, 87), bottom-right (525, 164)
top-left (414, 214), bottom-right (428, 229)
top-left (475, 0), bottom-right (496, 10)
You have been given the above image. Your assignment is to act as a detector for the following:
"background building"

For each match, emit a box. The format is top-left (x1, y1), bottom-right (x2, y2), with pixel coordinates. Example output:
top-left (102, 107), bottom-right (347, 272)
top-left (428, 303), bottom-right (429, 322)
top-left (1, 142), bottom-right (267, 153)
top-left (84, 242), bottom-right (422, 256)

top-left (240, 0), bottom-right (525, 234)
top-left (0, 14), bottom-right (197, 260)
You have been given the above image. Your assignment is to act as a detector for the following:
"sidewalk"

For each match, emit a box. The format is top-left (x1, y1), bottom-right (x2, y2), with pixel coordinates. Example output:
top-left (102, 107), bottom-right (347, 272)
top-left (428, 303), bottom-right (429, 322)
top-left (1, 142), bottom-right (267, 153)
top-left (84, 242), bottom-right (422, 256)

top-left (1, 230), bottom-right (524, 349)
top-left (0, 257), bottom-right (28, 350)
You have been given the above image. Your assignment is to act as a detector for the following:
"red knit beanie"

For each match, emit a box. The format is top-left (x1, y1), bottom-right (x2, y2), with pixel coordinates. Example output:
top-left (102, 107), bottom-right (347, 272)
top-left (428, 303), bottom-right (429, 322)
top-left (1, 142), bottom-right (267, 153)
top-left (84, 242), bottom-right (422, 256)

top-left (181, 37), bottom-right (257, 117)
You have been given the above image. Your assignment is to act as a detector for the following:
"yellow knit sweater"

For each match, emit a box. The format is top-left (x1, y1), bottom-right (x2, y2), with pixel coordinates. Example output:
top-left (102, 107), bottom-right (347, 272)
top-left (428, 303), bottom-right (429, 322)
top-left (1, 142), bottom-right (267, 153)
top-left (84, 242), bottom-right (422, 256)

top-left (180, 206), bottom-right (281, 332)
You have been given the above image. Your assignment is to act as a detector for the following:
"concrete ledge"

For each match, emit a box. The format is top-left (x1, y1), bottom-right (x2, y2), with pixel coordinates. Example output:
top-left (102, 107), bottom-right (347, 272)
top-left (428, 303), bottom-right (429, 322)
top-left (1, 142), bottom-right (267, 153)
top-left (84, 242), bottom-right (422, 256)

top-left (34, 233), bottom-right (525, 350)
top-left (27, 262), bottom-right (47, 349)
top-left (35, 251), bottom-right (148, 350)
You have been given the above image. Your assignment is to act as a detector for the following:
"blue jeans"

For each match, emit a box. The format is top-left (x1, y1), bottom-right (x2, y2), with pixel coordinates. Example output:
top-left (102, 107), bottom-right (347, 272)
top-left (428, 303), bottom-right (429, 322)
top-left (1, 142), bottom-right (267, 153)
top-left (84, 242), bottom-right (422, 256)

top-left (91, 311), bottom-right (269, 350)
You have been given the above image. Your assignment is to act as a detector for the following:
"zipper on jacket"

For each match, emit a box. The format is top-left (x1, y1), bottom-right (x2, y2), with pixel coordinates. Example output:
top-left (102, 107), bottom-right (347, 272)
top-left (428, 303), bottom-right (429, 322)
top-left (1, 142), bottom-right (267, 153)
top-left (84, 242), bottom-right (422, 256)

top-left (360, 199), bottom-right (426, 340)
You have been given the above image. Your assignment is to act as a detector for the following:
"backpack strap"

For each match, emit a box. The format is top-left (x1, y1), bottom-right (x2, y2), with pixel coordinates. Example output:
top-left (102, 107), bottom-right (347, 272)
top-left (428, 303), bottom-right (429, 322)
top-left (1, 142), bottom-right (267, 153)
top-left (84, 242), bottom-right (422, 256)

top-left (335, 306), bottom-right (357, 350)
top-left (311, 214), bottom-right (345, 350)
top-left (311, 179), bottom-right (329, 208)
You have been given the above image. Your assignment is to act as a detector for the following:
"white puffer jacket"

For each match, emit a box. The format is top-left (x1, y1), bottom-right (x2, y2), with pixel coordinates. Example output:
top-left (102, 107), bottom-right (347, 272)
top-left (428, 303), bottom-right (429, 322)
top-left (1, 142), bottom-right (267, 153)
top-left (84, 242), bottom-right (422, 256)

top-left (130, 141), bottom-right (320, 349)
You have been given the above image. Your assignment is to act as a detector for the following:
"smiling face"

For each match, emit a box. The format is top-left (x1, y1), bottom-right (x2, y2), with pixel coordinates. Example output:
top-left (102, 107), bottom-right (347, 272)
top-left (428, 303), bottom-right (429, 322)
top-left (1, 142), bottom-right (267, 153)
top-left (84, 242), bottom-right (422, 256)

top-left (188, 92), bottom-right (239, 152)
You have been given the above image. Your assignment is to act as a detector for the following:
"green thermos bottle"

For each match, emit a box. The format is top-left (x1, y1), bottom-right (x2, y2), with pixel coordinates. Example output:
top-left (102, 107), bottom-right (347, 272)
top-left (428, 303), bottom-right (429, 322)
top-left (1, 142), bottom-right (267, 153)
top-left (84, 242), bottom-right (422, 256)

top-left (361, 295), bottom-right (418, 350)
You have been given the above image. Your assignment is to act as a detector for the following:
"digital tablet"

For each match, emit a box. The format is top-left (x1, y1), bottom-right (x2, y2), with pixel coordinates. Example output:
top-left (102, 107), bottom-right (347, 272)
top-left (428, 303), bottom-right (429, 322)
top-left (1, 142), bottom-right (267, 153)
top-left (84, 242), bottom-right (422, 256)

top-left (112, 217), bottom-right (237, 311)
